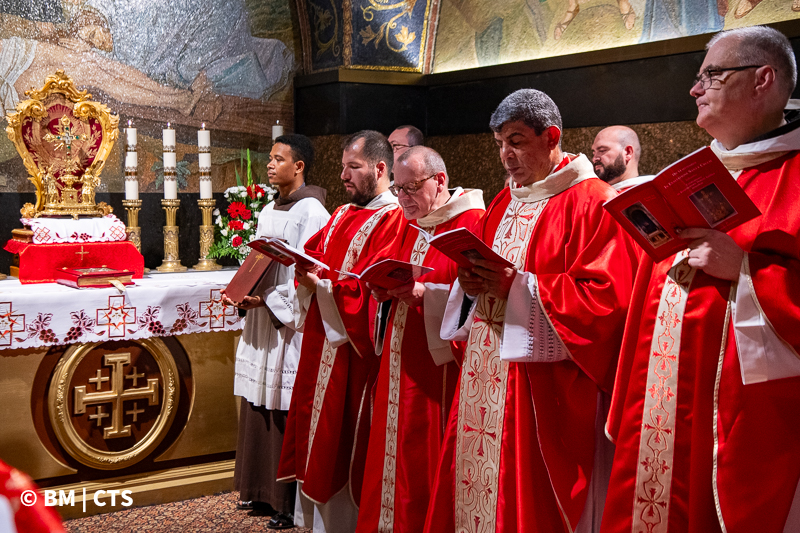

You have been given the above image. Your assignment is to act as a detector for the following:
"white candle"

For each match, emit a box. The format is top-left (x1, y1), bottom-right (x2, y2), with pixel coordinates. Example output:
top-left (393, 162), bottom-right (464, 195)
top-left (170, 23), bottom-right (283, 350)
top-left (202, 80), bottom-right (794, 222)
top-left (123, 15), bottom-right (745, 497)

top-left (126, 122), bottom-right (137, 148)
top-left (198, 124), bottom-right (210, 148)
top-left (199, 152), bottom-right (211, 169)
top-left (125, 151), bottom-right (138, 168)
top-left (199, 178), bottom-right (213, 199)
top-left (164, 177), bottom-right (177, 199)
top-left (125, 177), bottom-right (139, 200)
top-left (163, 152), bottom-right (176, 168)
top-left (163, 124), bottom-right (175, 147)
top-left (272, 121), bottom-right (283, 140)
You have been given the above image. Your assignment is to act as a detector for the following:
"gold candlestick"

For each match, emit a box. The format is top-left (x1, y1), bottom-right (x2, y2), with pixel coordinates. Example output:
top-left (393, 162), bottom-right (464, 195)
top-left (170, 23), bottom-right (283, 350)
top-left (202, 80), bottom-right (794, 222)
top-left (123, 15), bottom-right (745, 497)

top-left (194, 197), bottom-right (221, 271)
top-left (156, 198), bottom-right (188, 272)
top-left (122, 198), bottom-right (142, 252)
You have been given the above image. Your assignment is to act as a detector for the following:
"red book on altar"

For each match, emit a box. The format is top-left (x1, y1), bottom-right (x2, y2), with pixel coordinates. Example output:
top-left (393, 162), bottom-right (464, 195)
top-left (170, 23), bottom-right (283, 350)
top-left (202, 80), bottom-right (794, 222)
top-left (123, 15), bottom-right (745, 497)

top-left (411, 226), bottom-right (513, 269)
top-left (603, 146), bottom-right (761, 262)
top-left (3, 240), bottom-right (145, 284)
top-left (339, 259), bottom-right (434, 290)
top-left (55, 267), bottom-right (135, 289)
top-left (224, 251), bottom-right (273, 303)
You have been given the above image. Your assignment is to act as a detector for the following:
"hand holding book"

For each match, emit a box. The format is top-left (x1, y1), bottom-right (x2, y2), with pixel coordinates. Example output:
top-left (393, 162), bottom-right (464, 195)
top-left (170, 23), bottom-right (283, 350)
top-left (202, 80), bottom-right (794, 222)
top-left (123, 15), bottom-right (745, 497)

top-left (603, 147), bottom-right (761, 262)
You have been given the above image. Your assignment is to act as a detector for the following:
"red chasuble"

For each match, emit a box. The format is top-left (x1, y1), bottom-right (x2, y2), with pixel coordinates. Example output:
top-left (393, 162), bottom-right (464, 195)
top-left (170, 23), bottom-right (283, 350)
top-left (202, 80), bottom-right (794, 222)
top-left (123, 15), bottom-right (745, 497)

top-left (425, 157), bottom-right (638, 533)
top-left (603, 150), bottom-right (800, 533)
top-left (356, 190), bottom-right (485, 533)
top-left (278, 197), bottom-right (405, 506)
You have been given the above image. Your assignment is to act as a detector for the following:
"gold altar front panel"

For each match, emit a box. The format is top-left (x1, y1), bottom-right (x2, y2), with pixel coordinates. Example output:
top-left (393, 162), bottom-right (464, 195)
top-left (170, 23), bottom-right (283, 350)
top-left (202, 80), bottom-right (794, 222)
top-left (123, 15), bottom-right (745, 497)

top-left (0, 330), bottom-right (239, 485)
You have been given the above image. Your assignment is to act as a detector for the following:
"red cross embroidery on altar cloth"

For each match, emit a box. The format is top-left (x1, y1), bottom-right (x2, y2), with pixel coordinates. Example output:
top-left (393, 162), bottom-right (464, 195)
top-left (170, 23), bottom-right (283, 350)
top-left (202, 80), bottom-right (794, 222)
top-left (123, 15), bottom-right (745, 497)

top-left (33, 227), bottom-right (52, 243)
top-left (96, 295), bottom-right (136, 338)
top-left (199, 289), bottom-right (235, 329)
top-left (0, 302), bottom-right (26, 347)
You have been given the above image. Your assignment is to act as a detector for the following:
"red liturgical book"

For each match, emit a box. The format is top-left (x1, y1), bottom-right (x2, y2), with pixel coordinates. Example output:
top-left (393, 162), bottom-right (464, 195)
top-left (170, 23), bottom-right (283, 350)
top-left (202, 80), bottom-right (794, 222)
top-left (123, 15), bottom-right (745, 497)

top-left (411, 226), bottom-right (514, 270)
top-left (339, 259), bottom-right (434, 290)
top-left (55, 267), bottom-right (135, 289)
top-left (603, 147), bottom-right (761, 262)
top-left (247, 238), bottom-right (329, 272)
top-left (224, 251), bottom-right (273, 303)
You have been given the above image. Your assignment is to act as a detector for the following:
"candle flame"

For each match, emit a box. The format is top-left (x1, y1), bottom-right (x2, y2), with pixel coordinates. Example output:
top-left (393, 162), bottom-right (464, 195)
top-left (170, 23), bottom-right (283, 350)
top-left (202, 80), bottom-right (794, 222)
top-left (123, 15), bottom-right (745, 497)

top-left (128, 119), bottom-right (132, 127)
top-left (167, 122), bottom-right (171, 128)
top-left (276, 120), bottom-right (280, 125)
top-left (201, 123), bottom-right (206, 129)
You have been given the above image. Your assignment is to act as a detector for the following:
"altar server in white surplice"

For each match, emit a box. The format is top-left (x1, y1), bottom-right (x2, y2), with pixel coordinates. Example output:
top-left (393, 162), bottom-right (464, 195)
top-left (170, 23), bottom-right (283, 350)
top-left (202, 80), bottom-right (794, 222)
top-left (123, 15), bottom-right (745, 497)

top-left (223, 134), bottom-right (329, 529)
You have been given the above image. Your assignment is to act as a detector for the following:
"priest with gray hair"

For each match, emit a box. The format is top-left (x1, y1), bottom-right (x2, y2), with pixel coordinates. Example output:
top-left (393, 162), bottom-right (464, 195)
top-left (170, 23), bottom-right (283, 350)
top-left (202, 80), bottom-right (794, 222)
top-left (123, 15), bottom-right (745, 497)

top-left (424, 88), bottom-right (638, 533)
top-left (602, 25), bottom-right (800, 533)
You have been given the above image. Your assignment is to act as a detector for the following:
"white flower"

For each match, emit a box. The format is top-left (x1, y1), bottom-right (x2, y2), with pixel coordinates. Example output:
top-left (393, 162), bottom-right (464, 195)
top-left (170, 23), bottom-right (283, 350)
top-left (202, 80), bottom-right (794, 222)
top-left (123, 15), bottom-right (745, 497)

top-left (239, 185), bottom-right (246, 191)
top-left (213, 209), bottom-right (220, 216)
top-left (221, 228), bottom-right (228, 237)
top-left (240, 191), bottom-right (247, 198)
top-left (252, 211), bottom-right (261, 219)
top-left (243, 222), bottom-right (251, 230)
top-left (215, 216), bottom-right (222, 225)
top-left (256, 192), bottom-right (262, 198)
top-left (238, 245), bottom-right (250, 256)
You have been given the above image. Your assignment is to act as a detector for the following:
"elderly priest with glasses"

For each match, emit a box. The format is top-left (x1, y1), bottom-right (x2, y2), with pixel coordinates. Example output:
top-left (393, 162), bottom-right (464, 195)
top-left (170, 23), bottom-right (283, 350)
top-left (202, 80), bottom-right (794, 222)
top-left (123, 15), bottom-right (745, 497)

top-left (602, 26), bottom-right (800, 533)
top-left (355, 146), bottom-right (485, 533)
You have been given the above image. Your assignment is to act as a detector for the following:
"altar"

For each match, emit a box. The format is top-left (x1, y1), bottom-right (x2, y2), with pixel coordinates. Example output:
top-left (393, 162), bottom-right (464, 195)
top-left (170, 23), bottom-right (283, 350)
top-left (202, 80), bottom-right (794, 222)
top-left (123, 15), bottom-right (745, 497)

top-left (0, 270), bottom-right (244, 519)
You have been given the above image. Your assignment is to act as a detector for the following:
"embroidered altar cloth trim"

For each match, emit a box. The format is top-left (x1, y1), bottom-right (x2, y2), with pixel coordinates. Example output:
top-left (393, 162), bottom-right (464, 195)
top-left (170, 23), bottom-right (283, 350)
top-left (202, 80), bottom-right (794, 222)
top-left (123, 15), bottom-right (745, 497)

top-left (21, 214), bottom-right (127, 244)
top-left (0, 270), bottom-right (241, 351)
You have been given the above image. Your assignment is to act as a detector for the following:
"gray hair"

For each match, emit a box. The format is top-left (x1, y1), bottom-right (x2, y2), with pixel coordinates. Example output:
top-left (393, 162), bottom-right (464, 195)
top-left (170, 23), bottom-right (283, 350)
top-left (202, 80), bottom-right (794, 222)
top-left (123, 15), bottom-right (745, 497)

top-left (397, 146), bottom-right (449, 187)
top-left (707, 26), bottom-right (797, 99)
top-left (489, 89), bottom-right (563, 136)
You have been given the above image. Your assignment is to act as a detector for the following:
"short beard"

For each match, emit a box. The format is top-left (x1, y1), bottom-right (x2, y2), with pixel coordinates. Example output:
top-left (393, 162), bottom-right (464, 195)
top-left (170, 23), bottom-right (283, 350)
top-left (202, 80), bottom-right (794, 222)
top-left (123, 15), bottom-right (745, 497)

top-left (347, 171), bottom-right (379, 206)
top-left (596, 153), bottom-right (626, 183)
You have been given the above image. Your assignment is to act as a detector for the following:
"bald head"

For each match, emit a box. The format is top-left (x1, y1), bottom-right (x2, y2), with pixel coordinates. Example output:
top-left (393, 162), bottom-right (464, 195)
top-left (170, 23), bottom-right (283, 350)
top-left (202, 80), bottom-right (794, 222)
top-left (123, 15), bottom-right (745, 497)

top-left (591, 126), bottom-right (641, 186)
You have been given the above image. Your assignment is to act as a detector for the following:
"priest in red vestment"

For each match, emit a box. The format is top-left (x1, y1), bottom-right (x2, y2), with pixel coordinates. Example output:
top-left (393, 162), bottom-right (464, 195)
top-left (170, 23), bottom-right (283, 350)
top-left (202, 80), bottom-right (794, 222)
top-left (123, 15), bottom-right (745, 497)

top-left (602, 27), bottom-right (800, 533)
top-left (277, 130), bottom-right (405, 533)
top-left (356, 146), bottom-right (485, 533)
top-left (424, 89), bottom-right (638, 533)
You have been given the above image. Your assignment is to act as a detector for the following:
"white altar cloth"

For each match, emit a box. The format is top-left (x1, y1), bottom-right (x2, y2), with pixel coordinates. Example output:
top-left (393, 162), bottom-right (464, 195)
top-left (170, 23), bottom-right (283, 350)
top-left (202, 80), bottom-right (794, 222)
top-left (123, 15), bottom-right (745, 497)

top-left (0, 269), bottom-right (243, 350)
top-left (22, 214), bottom-right (128, 244)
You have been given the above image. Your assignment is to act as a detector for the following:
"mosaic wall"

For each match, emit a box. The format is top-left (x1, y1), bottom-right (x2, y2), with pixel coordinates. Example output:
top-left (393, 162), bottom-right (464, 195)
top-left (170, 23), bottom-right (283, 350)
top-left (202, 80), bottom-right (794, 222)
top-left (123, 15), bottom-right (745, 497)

top-left (0, 0), bottom-right (299, 195)
top-left (433, 0), bottom-right (800, 72)
top-left (307, 120), bottom-right (713, 211)
top-left (299, 0), bottom-right (438, 72)
top-left (291, 0), bottom-right (799, 73)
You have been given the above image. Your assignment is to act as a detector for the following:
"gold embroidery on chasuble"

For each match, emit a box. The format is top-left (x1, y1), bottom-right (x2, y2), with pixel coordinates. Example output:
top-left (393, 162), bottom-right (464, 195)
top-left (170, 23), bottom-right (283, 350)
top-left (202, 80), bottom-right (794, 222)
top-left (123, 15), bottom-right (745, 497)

top-left (632, 255), bottom-right (695, 533)
top-left (378, 229), bottom-right (432, 532)
top-left (455, 199), bottom-right (547, 533)
top-left (306, 204), bottom-right (399, 472)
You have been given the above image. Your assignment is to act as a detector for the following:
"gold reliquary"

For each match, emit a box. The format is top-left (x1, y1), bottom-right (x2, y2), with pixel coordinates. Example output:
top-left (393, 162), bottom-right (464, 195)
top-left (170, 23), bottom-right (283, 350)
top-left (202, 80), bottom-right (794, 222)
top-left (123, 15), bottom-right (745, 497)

top-left (6, 70), bottom-right (119, 218)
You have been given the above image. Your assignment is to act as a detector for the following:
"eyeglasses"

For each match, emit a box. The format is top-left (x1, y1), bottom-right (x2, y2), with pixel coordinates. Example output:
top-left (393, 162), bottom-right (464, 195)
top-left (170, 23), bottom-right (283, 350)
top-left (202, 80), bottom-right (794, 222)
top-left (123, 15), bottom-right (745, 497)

top-left (391, 143), bottom-right (411, 153)
top-left (389, 174), bottom-right (438, 196)
top-left (693, 65), bottom-right (766, 90)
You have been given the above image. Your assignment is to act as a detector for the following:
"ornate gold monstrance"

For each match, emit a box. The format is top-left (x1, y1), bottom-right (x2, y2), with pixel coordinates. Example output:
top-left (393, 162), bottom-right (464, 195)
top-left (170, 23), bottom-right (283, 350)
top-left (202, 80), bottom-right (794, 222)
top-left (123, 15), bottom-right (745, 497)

top-left (6, 70), bottom-right (119, 218)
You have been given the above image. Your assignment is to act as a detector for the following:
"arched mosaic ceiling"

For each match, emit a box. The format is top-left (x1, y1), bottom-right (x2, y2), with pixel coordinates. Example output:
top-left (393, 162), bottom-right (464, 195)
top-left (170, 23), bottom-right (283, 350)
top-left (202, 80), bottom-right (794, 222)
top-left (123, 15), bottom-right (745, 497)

top-left (296, 0), bottom-right (800, 73)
